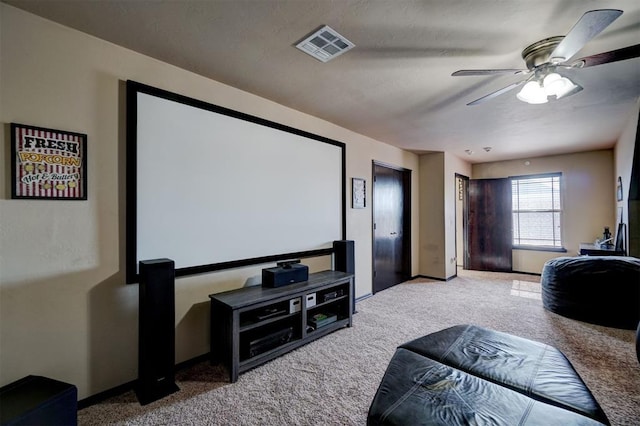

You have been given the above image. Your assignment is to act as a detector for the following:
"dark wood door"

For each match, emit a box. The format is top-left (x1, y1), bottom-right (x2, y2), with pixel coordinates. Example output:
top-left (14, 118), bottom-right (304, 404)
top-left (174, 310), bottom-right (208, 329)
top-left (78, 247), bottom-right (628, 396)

top-left (373, 162), bottom-right (411, 293)
top-left (467, 178), bottom-right (512, 272)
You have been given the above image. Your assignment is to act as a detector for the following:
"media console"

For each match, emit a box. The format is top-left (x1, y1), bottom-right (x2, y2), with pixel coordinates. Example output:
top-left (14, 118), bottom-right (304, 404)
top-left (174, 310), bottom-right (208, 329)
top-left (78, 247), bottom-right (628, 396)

top-left (209, 270), bottom-right (353, 382)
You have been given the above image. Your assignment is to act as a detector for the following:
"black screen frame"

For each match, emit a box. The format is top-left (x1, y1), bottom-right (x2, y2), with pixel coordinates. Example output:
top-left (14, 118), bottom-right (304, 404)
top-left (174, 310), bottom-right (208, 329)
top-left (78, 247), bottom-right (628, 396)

top-left (126, 80), bottom-right (346, 284)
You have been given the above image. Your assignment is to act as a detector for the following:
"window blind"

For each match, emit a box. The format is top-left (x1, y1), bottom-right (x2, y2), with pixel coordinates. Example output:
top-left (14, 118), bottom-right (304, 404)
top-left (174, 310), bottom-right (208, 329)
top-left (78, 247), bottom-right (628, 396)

top-left (512, 174), bottom-right (562, 247)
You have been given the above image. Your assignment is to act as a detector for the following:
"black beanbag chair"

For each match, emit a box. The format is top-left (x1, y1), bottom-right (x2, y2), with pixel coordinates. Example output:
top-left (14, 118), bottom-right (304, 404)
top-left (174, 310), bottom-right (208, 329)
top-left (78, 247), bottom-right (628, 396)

top-left (541, 256), bottom-right (640, 329)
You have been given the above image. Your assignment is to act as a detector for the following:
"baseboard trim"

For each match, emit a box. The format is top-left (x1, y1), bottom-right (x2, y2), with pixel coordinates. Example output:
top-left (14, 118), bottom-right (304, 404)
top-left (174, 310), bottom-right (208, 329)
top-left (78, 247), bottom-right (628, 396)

top-left (512, 270), bottom-right (542, 276)
top-left (175, 353), bottom-right (210, 370)
top-left (78, 353), bottom-right (210, 409)
top-left (355, 293), bottom-right (373, 303)
top-left (414, 271), bottom-right (542, 280)
top-left (78, 380), bottom-right (136, 409)
top-left (411, 274), bottom-right (454, 281)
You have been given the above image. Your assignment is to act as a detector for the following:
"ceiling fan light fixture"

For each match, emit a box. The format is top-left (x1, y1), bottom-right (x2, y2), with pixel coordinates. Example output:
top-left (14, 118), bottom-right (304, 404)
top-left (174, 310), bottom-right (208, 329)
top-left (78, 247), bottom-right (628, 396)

top-left (516, 81), bottom-right (548, 104)
top-left (559, 82), bottom-right (584, 99)
top-left (543, 73), bottom-right (578, 99)
top-left (454, 9), bottom-right (636, 106)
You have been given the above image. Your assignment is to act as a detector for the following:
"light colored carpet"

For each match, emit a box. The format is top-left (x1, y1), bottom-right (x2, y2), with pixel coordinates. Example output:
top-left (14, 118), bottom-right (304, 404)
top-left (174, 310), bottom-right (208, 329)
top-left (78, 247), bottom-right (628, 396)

top-left (79, 270), bottom-right (640, 425)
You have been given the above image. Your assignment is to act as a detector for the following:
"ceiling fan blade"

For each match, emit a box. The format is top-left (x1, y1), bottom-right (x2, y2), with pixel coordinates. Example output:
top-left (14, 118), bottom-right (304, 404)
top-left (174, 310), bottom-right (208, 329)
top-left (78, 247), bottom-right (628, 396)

top-left (573, 44), bottom-right (640, 68)
top-left (550, 9), bottom-right (623, 62)
top-left (452, 69), bottom-right (526, 76)
top-left (467, 80), bottom-right (527, 106)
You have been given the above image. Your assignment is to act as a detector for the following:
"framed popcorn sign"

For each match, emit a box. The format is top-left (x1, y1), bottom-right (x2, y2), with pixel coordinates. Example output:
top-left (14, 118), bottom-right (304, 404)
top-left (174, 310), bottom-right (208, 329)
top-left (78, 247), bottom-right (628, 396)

top-left (11, 123), bottom-right (87, 200)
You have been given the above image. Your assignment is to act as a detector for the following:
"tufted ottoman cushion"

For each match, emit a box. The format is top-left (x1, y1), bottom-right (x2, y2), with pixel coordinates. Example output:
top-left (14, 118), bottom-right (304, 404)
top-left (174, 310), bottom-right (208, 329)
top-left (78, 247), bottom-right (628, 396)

top-left (368, 325), bottom-right (609, 425)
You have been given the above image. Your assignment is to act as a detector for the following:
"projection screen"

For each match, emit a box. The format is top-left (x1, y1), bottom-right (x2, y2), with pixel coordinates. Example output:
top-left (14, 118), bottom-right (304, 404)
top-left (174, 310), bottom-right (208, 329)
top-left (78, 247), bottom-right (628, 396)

top-left (126, 81), bottom-right (345, 283)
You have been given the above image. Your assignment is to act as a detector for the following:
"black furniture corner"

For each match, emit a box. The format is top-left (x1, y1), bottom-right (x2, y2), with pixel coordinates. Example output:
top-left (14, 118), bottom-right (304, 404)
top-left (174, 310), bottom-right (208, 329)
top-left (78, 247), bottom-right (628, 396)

top-left (578, 243), bottom-right (625, 256)
top-left (0, 375), bottom-right (77, 426)
top-left (209, 270), bottom-right (353, 382)
top-left (368, 325), bottom-right (609, 425)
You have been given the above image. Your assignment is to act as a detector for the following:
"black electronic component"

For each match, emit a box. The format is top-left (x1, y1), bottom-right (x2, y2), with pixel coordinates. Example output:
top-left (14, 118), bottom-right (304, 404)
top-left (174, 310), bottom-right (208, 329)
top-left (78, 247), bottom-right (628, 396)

top-left (247, 327), bottom-right (293, 358)
top-left (262, 263), bottom-right (309, 288)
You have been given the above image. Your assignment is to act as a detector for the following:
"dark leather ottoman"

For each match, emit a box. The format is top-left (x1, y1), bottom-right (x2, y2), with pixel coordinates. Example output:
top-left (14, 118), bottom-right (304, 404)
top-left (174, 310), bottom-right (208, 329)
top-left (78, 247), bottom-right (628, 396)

top-left (541, 256), bottom-right (640, 329)
top-left (368, 325), bottom-right (609, 425)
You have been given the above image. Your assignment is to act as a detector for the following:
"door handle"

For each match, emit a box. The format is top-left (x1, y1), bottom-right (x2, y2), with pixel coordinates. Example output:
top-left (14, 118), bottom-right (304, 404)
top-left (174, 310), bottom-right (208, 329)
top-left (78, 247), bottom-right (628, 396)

top-left (390, 232), bottom-right (397, 235)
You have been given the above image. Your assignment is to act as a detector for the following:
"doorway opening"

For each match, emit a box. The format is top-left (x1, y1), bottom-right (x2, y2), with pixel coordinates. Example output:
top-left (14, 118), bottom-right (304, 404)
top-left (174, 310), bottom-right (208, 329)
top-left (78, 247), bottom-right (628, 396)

top-left (455, 174), bottom-right (469, 273)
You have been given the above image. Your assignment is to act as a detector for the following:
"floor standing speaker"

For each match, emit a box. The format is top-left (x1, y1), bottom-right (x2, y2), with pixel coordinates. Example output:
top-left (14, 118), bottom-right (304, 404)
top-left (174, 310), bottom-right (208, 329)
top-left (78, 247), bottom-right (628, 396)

top-left (136, 258), bottom-right (179, 405)
top-left (333, 240), bottom-right (356, 313)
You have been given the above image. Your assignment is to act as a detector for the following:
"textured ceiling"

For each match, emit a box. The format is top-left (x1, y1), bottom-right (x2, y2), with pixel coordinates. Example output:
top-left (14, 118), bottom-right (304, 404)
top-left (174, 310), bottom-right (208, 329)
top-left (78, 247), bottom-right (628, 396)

top-left (4, 0), bottom-right (640, 163)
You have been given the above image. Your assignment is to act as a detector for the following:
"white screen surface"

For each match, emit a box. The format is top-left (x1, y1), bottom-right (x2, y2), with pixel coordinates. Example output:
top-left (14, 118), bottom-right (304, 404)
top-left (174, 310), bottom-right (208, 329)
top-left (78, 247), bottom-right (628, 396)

top-left (128, 83), bottom-right (344, 280)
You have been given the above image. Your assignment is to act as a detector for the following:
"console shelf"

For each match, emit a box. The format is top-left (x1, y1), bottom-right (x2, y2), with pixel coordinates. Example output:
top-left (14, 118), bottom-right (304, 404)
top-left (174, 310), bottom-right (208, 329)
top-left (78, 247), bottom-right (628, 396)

top-left (209, 270), bottom-right (353, 382)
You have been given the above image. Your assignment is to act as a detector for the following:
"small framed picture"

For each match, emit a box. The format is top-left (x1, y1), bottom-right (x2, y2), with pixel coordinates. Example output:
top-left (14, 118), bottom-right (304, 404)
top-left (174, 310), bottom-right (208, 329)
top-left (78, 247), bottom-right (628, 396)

top-left (352, 177), bottom-right (366, 209)
top-left (616, 176), bottom-right (623, 202)
top-left (11, 123), bottom-right (87, 200)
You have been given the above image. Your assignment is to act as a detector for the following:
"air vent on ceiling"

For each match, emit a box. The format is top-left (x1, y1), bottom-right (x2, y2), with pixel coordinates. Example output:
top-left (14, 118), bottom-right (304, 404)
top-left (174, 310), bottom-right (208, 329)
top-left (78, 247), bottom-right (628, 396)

top-left (295, 25), bottom-right (355, 62)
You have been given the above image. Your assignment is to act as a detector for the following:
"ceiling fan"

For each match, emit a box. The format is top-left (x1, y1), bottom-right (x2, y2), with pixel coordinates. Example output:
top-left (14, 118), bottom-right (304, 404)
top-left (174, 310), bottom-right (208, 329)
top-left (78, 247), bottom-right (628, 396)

top-left (452, 9), bottom-right (640, 105)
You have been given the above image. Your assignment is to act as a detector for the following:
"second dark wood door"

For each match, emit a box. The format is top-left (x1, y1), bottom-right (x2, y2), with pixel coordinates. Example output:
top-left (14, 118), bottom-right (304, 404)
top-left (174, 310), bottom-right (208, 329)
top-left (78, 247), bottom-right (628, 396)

top-left (467, 178), bottom-right (512, 272)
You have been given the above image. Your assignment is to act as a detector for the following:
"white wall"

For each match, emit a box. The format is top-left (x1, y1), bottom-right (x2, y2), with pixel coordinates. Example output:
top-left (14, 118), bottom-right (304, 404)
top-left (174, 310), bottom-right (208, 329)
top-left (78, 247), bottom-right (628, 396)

top-left (0, 4), bottom-right (419, 399)
top-left (473, 150), bottom-right (615, 273)
top-left (614, 100), bottom-right (639, 253)
top-left (418, 152), bottom-right (471, 280)
top-left (418, 153), bottom-right (445, 278)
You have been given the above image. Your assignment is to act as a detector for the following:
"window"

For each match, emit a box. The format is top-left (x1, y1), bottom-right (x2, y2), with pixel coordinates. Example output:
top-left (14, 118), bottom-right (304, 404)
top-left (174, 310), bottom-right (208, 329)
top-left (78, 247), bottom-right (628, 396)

top-left (512, 173), bottom-right (562, 249)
